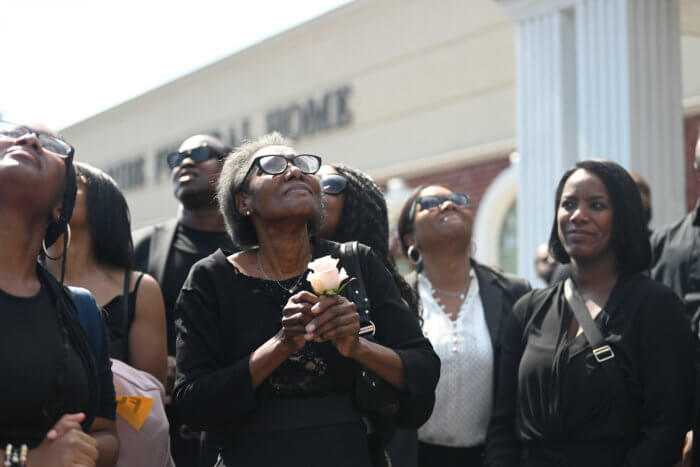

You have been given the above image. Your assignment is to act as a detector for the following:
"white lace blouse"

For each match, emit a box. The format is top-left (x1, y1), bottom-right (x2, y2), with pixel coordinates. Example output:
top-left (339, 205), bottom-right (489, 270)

top-left (416, 270), bottom-right (494, 448)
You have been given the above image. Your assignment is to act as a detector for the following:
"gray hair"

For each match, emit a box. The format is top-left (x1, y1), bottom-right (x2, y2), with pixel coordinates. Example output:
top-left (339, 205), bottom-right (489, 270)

top-left (217, 132), bottom-right (325, 248)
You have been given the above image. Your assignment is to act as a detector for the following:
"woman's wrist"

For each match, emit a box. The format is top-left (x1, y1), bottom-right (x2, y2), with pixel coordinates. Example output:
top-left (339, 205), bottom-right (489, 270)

top-left (346, 336), bottom-right (367, 361)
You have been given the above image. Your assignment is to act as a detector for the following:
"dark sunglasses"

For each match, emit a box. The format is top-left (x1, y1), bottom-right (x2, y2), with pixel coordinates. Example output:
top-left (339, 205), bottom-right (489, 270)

top-left (408, 192), bottom-right (471, 221)
top-left (248, 154), bottom-right (322, 177)
top-left (0, 120), bottom-right (74, 158)
top-left (167, 146), bottom-right (225, 169)
top-left (321, 174), bottom-right (347, 195)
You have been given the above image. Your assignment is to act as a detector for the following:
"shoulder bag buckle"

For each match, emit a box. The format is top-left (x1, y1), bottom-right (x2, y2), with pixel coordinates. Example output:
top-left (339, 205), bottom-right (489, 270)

top-left (593, 345), bottom-right (615, 363)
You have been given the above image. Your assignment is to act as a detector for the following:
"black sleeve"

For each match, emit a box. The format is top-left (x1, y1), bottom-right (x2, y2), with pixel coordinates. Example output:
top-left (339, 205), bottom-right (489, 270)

top-left (485, 292), bottom-right (532, 467)
top-left (625, 290), bottom-right (695, 467)
top-left (360, 246), bottom-right (440, 428)
top-left (173, 263), bottom-right (257, 431)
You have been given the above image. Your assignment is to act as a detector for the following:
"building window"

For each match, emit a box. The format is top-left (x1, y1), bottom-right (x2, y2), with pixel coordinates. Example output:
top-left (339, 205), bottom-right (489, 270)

top-left (498, 201), bottom-right (517, 274)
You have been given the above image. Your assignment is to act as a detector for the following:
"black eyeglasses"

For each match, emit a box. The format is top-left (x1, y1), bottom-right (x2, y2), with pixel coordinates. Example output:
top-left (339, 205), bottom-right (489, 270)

top-left (248, 154), bottom-right (322, 177)
top-left (321, 174), bottom-right (347, 195)
top-left (0, 121), bottom-right (74, 158)
top-left (167, 146), bottom-right (226, 169)
top-left (408, 192), bottom-right (471, 221)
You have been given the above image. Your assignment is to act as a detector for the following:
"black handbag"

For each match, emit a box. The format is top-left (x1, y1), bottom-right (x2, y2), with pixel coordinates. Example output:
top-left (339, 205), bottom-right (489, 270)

top-left (563, 278), bottom-right (640, 445)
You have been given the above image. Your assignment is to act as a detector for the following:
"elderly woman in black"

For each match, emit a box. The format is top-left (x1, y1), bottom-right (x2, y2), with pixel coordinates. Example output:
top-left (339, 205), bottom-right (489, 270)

top-left (486, 160), bottom-right (695, 467)
top-left (0, 121), bottom-right (118, 466)
top-left (173, 133), bottom-right (439, 467)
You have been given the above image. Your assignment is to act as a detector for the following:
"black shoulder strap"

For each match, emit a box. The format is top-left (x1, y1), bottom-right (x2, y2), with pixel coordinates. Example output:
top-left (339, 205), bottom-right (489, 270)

top-left (340, 242), bottom-right (373, 334)
top-left (122, 269), bottom-right (131, 360)
top-left (563, 278), bottom-right (639, 444)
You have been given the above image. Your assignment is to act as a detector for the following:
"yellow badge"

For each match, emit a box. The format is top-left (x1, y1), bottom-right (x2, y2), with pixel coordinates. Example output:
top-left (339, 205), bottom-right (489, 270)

top-left (116, 396), bottom-right (154, 431)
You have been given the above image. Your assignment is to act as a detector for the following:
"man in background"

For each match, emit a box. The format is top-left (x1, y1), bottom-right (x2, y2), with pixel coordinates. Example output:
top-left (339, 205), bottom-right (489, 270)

top-left (133, 134), bottom-right (235, 466)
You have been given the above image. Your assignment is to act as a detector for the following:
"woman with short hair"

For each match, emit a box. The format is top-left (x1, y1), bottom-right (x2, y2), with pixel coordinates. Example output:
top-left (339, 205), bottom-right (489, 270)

top-left (174, 133), bottom-right (439, 467)
top-left (486, 160), bottom-right (695, 467)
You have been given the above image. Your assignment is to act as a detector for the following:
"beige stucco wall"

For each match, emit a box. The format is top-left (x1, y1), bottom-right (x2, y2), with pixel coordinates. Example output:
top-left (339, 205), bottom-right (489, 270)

top-left (61, 0), bottom-right (515, 228)
top-left (62, 0), bottom-right (700, 229)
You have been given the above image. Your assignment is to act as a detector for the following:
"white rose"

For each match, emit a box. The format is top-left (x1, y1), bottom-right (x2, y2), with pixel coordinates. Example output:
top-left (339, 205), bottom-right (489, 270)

top-left (307, 255), bottom-right (349, 295)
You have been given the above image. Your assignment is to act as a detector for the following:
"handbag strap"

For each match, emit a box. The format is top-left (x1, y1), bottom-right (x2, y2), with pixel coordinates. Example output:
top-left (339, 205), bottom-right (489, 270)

top-left (340, 242), bottom-right (374, 334)
top-left (122, 270), bottom-right (131, 334)
top-left (563, 278), bottom-right (639, 444)
top-left (122, 269), bottom-right (131, 359)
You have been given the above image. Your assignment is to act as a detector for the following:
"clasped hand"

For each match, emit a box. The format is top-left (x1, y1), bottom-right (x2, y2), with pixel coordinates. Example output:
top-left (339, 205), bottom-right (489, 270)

top-left (280, 291), bottom-right (360, 357)
top-left (26, 413), bottom-right (98, 467)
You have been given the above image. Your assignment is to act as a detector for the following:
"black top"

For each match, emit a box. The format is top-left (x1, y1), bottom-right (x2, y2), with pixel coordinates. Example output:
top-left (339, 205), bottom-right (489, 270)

top-left (650, 199), bottom-right (700, 315)
top-left (486, 275), bottom-right (695, 467)
top-left (102, 273), bottom-right (145, 362)
top-left (0, 285), bottom-right (94, 447)
top-left (174, 240), bottom-right (440, 467)
top-left (161, 224), bottom-right (235, 355)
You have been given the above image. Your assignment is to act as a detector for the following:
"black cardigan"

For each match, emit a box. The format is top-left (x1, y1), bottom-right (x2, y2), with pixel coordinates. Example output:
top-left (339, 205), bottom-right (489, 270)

top-left (173, 240), bottom-right (440, 464)
top-left (485, 275), bottom-right (695, 467)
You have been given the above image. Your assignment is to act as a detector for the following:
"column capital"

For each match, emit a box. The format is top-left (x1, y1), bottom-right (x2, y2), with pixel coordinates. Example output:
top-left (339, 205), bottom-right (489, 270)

top-left (495, 0), bottom-right (576, 22)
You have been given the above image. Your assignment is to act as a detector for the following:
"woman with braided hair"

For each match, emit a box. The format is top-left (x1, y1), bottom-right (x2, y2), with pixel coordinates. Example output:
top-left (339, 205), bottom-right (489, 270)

top-left (0, 121), bottom-right (118, 467)
top-left (318, 164), bottom-right (419, 318)
top-left (317, 164), bottom-right (426, 467)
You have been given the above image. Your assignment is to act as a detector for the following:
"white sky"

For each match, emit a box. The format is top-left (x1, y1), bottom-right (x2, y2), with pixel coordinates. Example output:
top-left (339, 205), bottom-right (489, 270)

top-left (0, 0), bottom-right (352, 130)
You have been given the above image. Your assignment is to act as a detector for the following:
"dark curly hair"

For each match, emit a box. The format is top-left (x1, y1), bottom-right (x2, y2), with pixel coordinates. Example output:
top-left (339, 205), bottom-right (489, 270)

top-left (325, 164), bottom-right (420, 319)
top-left (548, 159), bottom-right (651, 275)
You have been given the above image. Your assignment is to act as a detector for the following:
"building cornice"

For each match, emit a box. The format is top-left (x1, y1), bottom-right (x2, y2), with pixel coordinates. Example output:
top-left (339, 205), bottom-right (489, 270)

top-left (494, 0), bottom-right (577, 22)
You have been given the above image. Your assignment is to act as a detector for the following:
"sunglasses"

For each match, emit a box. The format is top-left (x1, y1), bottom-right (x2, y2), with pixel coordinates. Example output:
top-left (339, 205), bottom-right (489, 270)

top-left (167, 146), bottom-right (225, 169)
top-left (321, 174), bottom-right (347, 195)
top-left (408, 192), bottom-right (471, 221)
top-left (248, 154), bottom-right (322, 177)
top-left (0, 121), bottom-right (74, 158)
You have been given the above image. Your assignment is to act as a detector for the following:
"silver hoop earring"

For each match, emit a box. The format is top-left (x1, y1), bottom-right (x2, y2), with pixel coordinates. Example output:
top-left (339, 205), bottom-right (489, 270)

top-left (43, 224), bottom-right (71, 261)
top-left (407, 245), bottom-right (422, 265)
top-left (470, 241), bottom-right (477, 257)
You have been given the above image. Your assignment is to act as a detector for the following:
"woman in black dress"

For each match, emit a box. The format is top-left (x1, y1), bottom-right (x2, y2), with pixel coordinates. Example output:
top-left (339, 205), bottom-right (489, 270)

top-left (0, 122), bottom-right (118, 466)
top-left (174, 133), bottom-right (440, 467)
top-left (486, 160), bottom-right (695, 467)
top-left (45, 162), bottom-right (167, 386)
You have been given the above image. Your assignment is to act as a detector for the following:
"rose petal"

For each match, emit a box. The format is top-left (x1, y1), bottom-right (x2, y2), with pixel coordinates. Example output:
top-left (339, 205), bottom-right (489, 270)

top-left (315, 268), bottom-right (341, 292)
top-left (308, 255), bottom-right (340, 274)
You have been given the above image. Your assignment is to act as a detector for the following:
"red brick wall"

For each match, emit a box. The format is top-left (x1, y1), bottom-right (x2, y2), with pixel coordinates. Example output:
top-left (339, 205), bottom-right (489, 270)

top-left (401, 156), bottom-right (511, 218)
top-left (684, 114), bottom-right (700, 212)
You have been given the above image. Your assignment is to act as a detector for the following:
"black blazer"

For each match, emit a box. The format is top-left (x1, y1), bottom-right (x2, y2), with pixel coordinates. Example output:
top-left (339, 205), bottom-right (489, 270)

top-left (132, 218), bottom-right (179, 284)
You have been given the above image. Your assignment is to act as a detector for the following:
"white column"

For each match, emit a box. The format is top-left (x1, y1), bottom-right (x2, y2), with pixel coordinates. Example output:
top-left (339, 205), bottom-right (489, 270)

top-left (497, 0), bottom-right (685, 284)
top-left (575, 0), bottom-right (684, 227)
top-left (514, 7), bottom-right (579, 285)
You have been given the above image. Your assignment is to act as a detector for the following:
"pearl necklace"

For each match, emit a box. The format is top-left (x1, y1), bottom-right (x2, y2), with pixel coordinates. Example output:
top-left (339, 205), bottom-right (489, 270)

top-left (431, 279), bottom-right (470, 301)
